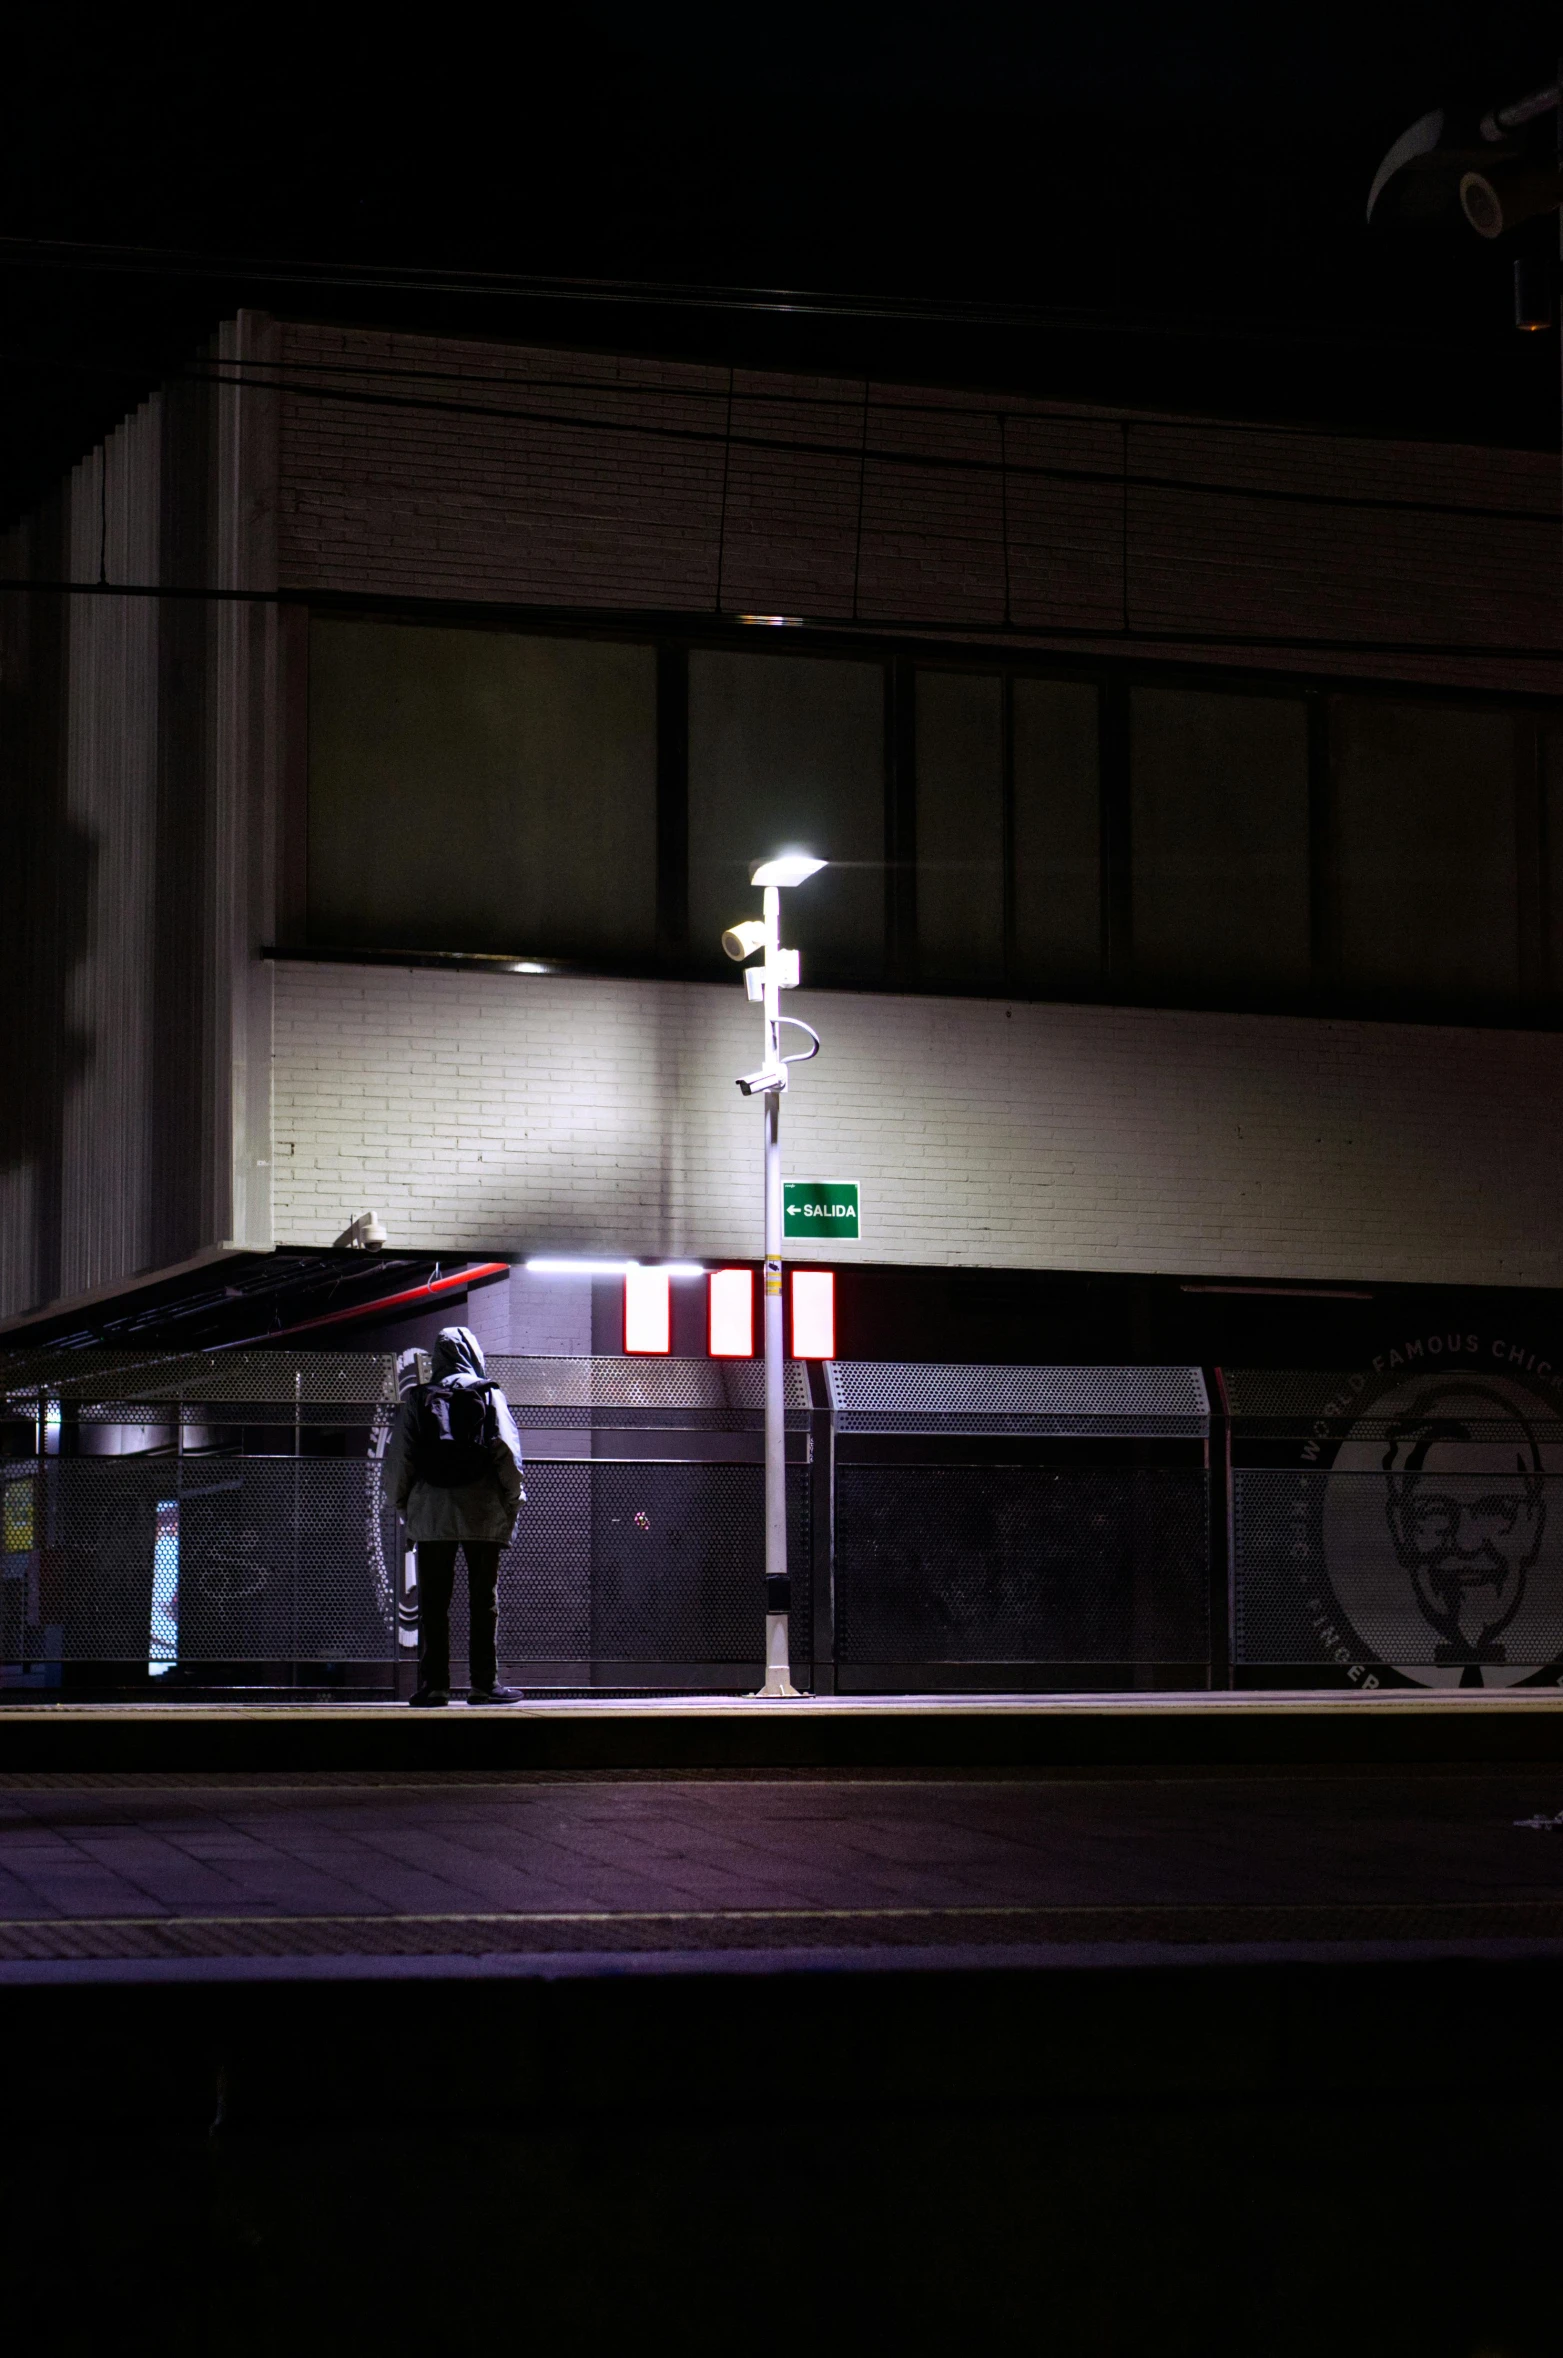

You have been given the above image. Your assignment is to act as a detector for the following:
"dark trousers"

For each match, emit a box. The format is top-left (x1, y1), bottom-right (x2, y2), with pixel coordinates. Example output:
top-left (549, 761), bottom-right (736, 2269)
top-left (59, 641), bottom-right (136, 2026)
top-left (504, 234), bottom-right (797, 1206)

top-left (416, 1541), bottom-right (502, 1692)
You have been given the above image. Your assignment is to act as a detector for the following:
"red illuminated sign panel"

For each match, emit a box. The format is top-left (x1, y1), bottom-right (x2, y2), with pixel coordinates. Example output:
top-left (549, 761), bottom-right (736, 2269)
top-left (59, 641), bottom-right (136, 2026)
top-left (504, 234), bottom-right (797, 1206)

top-left (708, 1269), bottom-right (754, 1357)
top-left (790, 1271), bottom-right (835, 1359)
top-left (623, 1266), bottom-right (671, 1353)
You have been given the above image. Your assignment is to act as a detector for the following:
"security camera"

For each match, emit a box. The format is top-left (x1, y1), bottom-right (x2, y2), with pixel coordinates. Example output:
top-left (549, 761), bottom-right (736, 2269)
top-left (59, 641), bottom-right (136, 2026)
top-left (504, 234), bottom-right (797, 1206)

top-left (736, 1067), bottom-right (786, 1097)
top-left (333, 1210), bottom-right (387, 1250)
top-left (722, 919), bottom-right (768, 962)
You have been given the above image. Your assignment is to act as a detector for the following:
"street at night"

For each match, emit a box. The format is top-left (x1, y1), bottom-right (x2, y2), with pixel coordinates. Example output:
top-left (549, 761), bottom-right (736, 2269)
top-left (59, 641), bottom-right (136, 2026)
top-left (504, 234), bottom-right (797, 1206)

top-left (9, 7), bottom-right (1563, 2350)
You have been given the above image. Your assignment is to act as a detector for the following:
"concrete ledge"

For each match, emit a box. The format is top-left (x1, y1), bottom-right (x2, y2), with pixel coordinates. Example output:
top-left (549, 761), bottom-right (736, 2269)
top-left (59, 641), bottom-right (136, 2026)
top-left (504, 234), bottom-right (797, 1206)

top-left (3, 1689), bottom-right (1563, 1772)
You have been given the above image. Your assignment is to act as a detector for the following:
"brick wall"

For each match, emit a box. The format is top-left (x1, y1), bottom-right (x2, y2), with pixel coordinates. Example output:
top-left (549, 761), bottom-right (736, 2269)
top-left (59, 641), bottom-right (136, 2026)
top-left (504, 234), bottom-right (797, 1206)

top-left (269, 321), bottom-right (1563, 695)
top-left (271, 963), bottom-right (1563, 1290)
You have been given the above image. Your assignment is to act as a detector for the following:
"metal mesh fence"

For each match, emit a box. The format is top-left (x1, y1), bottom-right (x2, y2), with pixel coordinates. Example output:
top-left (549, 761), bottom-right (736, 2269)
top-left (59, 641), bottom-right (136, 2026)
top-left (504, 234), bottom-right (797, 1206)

top-left (835, 1464), bottom-right (1209, 1665)
top-left (0, 1349), bottom-right (398, 1415)
top-left (1, 1349), bottom-right (1214, 1687)
top-left (3, 1450), bottom-right (814, 1678)
top-left (1224, 1368), bottom-right (1563, 1447)
top-left (1223, 1369), bottom-right (1359, 1428)
top-left (0, 1344), bottom-right (814, 1678)
top-left (1234, 1469), bottom-right (1563, 1676)
top-left (826, 1362), bottom-right (1209, 1437)
top-left (488, 1356), bottom-right (811, 1431)
top-left (0, 1351), bottom-right (810, 1431)
top-left (436, 1461), bottom-right (812, 1675)
top-left (7, 1457), bottom-right (399, 1668)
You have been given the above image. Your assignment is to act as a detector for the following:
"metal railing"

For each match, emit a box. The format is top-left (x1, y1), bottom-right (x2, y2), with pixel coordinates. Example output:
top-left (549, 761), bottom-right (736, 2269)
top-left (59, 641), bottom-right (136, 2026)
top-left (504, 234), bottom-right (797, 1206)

top-left (36, 1345), bottom-right (1553, 1696)
top-left (0, 1350), bottom-right (815, 1695)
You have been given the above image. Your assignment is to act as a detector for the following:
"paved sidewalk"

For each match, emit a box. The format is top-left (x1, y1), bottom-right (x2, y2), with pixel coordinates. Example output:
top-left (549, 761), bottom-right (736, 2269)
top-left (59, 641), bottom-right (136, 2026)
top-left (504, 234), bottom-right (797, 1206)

top-left (6, 1762), bottom-right (1563, 1978)
top-left (7, 1688), bottom-right (1563, 1779)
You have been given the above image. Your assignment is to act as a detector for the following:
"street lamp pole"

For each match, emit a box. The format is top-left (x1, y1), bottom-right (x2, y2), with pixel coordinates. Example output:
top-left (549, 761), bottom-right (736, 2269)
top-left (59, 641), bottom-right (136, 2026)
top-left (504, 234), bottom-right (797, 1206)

top-left (759, 885), bottom-right (789, 1696)
top-left (722, 853), bottom-right (825, 1699)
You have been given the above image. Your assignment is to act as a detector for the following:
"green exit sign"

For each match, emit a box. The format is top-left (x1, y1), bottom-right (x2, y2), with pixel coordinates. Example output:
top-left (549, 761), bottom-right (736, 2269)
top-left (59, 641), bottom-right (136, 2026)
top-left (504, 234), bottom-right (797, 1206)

top-left (783, 1181), bottom-right (860, 1241)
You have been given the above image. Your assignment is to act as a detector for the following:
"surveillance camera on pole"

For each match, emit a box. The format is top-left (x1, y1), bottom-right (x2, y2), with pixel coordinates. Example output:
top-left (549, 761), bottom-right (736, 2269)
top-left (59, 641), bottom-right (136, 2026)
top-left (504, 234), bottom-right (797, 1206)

top-left (721, 850), bottom-right (825, 1698)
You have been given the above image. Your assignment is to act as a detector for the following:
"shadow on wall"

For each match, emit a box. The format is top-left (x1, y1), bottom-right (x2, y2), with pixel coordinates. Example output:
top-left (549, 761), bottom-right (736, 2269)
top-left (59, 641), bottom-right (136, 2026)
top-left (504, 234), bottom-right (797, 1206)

top-left (0, 542), bottom-right (98, 1316)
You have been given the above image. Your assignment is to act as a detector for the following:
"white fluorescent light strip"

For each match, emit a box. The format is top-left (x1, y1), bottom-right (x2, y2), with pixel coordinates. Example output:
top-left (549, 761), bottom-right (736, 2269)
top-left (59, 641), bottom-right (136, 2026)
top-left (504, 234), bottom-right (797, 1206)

top-left (526, 1258), bottom-right (633, 1276)
top-left (524, 1258), bottom-right (705, 1277)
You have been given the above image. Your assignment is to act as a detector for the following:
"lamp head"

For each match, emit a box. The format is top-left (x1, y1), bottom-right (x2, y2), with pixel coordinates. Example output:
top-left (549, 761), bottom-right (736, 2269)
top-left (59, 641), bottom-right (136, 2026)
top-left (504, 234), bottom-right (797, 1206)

top-left (1459, 160), bottom-right (1563, 238)
top-left (721, 918), bottom-right (768, 963)
top-left (749, 852), bottom-right (826, 889)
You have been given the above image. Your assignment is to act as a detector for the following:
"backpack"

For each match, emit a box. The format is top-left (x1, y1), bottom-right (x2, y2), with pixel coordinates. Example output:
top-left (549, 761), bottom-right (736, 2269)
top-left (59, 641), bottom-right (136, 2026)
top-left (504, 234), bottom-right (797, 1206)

top-left (409, 1380), bottom-right (500, 1488)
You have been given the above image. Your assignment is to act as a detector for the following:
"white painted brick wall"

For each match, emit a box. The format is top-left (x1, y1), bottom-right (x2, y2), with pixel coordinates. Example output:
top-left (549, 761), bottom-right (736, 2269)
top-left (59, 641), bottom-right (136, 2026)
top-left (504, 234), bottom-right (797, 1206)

top-left (270, 963), bottom-right (1563, 1288)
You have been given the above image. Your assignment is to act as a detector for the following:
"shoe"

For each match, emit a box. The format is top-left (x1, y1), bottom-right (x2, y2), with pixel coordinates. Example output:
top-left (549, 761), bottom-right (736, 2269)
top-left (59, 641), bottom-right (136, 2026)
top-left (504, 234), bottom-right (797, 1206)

top-left (408, 1686), bottom-right (449, 1708)
top-left (466, 1685), bottom-right (523, 1706)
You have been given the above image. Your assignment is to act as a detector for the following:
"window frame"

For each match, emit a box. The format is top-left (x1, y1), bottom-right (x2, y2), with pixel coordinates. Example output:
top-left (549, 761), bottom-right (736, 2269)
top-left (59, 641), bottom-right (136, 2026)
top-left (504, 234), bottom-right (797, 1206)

top-left (284, 599), bottom-right (1561, 1031)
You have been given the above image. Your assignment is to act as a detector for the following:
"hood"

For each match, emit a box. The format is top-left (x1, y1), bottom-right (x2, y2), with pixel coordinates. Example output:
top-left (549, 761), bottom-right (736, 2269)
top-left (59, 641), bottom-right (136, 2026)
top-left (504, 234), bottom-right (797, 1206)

top-left (430, 1325), bottom-right (488, 1385)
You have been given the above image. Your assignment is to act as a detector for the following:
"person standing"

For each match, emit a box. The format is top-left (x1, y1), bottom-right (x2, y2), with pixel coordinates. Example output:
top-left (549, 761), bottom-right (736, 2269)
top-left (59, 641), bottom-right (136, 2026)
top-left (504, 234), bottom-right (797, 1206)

top-left (386, 1325), bottom-right (525, 1706)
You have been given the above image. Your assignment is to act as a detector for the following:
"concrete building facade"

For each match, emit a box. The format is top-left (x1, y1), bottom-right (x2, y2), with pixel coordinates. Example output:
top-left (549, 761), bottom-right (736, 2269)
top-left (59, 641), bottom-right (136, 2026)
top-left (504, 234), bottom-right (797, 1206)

top-left (4, 311), bottom-right (1562, 1333)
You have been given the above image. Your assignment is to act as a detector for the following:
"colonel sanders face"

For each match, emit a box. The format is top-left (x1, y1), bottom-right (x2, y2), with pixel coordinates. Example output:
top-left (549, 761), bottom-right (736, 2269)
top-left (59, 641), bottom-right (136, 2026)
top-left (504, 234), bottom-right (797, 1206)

top-left (1384, 1386), bottom-right (1546, 1664)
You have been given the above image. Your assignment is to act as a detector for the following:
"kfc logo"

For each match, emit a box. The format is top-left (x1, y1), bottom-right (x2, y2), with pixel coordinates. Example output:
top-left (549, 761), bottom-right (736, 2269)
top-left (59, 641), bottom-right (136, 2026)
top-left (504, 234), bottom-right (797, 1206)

top-left (1317, 1353), bottom-right (1563, 1689)
top-left (1383, 1382), bottom-right (1545, 1670)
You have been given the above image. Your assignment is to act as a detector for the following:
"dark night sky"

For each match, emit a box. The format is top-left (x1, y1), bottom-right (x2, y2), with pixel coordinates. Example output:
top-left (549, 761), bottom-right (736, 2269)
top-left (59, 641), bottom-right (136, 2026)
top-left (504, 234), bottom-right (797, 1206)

top-left (5, 4), bottom-right (1563, 523)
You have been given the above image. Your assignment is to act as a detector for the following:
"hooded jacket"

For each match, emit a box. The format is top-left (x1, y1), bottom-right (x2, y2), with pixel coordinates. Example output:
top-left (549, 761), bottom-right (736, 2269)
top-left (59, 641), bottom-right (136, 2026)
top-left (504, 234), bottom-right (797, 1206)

top-left (385, 1326), bottom-right (525, 1544)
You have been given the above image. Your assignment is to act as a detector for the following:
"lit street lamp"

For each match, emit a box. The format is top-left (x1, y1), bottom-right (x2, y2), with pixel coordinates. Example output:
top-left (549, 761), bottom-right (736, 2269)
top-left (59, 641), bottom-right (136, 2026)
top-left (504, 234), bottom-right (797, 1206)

top-left (1367, 73), bottom-right (1563, 335)
top-left (1368, 68), bottom-right (1563, 654)
top-left (721, 851), bottom-right (826, 1698)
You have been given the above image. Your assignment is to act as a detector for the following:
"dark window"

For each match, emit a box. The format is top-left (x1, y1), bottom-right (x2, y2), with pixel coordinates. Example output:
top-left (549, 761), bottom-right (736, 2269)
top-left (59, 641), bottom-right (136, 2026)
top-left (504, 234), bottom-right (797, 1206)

top-left (687, 651), bottom-right (885, 984)
top-left (1014, 679), bottom-right (1100, 989)
top-left (916, 672), bottom-right (1004, 988)
top-left (1331, 699), bottom-right (1518, 1002)
top-left (302, 615), bottom-right (1546, 1026)
top-left (308, 621), bottom-right (657, 957)
top-left (1130, 689), bottom-right (1309, 989)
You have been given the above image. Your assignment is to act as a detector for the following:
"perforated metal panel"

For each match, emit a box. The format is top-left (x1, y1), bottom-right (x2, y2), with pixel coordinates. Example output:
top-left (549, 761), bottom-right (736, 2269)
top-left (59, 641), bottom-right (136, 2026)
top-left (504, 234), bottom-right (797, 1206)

top-left (489, 1356), bottom-right (811, 1431)
top-left (1, 1351), bottom-right (809, 1428)
top-left (1223, 1368), bottom-right (1563, 1445)
top-left (826, 1362), bottom-right (1209, 1437)
top-left (1234, 1468), bottom-right (1563, 1676)
top-left (835, 1464), bottom-right (1208, 1664)
top-left (8, 1457), bottom-right (397, 1667)
top-left (0, 1349), bottom-right (397, 1413)
top-left (0, 1351), bottom-right (814, 1681)
top-left (1223, 1369), bottom-right (1358, 1429)
top-left (437, 1461), bottom-right (811, 1674)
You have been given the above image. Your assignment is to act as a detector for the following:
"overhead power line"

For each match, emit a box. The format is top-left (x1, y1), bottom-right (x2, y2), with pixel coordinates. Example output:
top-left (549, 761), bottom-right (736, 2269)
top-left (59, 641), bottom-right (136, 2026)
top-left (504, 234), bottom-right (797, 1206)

top-left (8, 348), bottom-right (1556, 529)
top-left (0, 231), bottom-right (1508, 356)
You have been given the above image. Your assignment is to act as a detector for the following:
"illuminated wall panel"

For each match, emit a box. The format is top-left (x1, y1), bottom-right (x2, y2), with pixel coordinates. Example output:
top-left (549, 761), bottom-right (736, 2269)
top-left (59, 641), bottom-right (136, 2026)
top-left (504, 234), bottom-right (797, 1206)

top-left (623, 1265), bottom-right (671, 1353)
top-left (708, 1268), bottom-right (754, 1357)
top-left (791, 1270), bottom-right (835, 1359)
